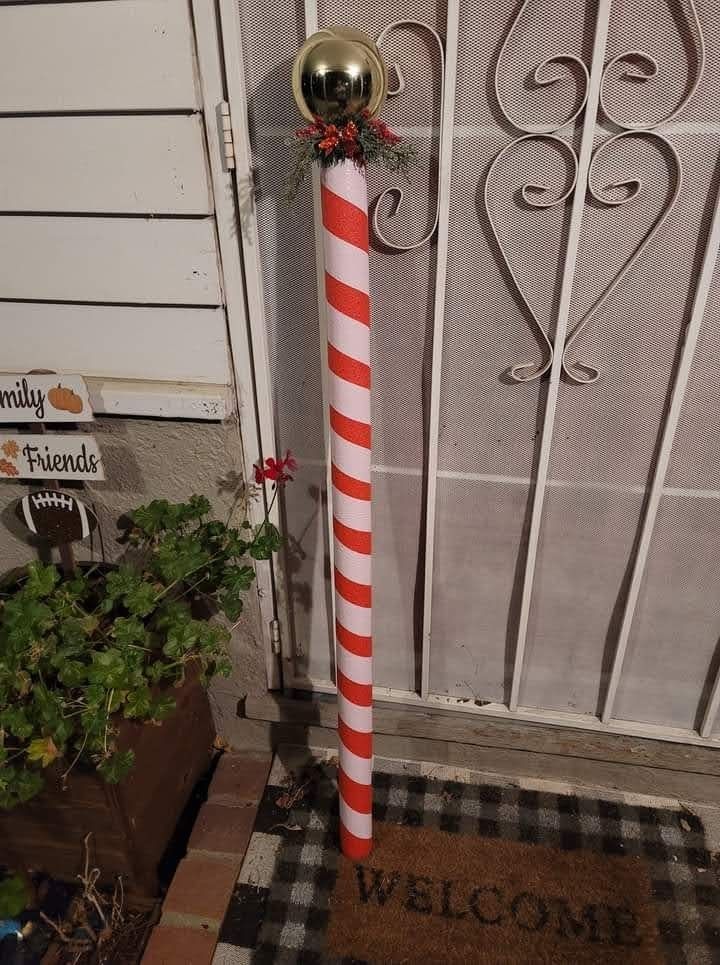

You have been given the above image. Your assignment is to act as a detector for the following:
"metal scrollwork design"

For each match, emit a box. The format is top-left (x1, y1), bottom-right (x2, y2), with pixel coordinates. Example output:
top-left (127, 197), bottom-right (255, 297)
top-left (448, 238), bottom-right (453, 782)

top-left (371, 21), bottom-right (444, 251)
top-left (561, 131), bottom-right (683, 383)
top-left (489, 0), bottom-right (704, 383)
top-left (599, 0), bottom-right (705, 131)
top-left (560, 0), bottom-right (704, 383)
top-left (485, 135), bottom-right (579, 381)
top-left (495, 0), bottom-right (589, 134)
top-left (488, 0), bottom-right (588, 381)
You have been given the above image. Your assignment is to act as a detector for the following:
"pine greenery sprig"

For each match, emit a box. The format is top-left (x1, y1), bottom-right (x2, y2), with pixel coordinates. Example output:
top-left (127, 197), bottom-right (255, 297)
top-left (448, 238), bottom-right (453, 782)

top-left (285, 110), bottom-right (417, 202)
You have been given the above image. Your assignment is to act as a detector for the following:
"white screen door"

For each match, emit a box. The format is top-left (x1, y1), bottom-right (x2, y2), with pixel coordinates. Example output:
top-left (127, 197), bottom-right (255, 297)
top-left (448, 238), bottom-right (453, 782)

top-left (222, 0), bottom-right (720, 746)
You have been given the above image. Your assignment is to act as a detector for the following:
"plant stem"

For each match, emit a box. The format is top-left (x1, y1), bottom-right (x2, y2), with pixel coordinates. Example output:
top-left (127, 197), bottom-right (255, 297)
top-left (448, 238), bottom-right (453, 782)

top-left (62, 730), bottom-right (89, 782)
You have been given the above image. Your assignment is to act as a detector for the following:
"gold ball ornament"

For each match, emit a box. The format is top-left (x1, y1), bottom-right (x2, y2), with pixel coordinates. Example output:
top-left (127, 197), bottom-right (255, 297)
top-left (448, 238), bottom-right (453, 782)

top-left (292, 28), bottom-right (387, 121)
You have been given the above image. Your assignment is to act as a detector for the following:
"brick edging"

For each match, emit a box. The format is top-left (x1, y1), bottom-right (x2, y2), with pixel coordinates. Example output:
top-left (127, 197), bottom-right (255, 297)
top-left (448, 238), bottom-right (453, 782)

top-left (141, 752), bottom-right (272, 965)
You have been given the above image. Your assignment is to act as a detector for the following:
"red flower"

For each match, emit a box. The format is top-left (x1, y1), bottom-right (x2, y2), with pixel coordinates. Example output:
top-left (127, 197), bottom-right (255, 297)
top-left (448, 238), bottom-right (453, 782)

top-left (254, 451), bottom-right (297, 485)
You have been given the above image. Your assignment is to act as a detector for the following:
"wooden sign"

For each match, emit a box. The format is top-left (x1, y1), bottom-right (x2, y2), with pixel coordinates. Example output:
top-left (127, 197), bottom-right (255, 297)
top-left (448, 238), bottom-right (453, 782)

top-left (0, 435), bottom-right (105, 481)
top-left (15, 490), bottom-right (98, 546)
top-left (0, 374), bottom-right (93, 423)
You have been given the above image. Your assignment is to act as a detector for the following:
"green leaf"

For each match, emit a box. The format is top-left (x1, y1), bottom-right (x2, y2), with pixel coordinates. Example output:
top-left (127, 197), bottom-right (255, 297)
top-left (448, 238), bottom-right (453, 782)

top-left (124, 581), bottom-right (158, 617)
top-left (104, 568), bottom-right (159, 618)
top-left (98, 748), bottom-right (135, 784)
top-left (23, 561), bottom-right (60, 599)
top-left (217, 526), bottom-right (248, 559)
top-left (162, 621), bottom-right (199, 659)
top-left (217, 563), bottom-right (255, 620)
top-left (0, 874), bottom-right (29, 919)
top-left (32, 684), bottom-right (64, 730)
top-left (152, 534), bottom-right (212, 583)
top-left (129, 500), bottom-right (172, 537)
top-left (0, 766), bottom-right (44, 809)
top-left (0, 706), bottom-right (33, 740)
top-left (154, 600), bottom-right (192, 630)
top-left (198, 621), bottom-right (230, 651)
top-left (123, 686), bottom-right (152, 719)
top-left (150, 695), bottom-right (177, 721)
top-left (249, 523), bottom-right (283, 560)
top-left (111, 616), bottom-right (147, 648)
top-left (146, 662), bottom-right (169, 684)
top-left (87, 649), bottom-right (129, 689)
top-left (2, 596), bottom-right (54, 649)
top-left (105, 565), bottom-right (142, 600)
top-left (218, 590), bottom-right (243, 621)
top-left (222, 565), bottom-right (255, 593)
top-left (57, 660), bottom-right (86, 688)
top-left (58, 617), bottom-right (88, 649)
top-left (178, 495), bottom-right (211, 523)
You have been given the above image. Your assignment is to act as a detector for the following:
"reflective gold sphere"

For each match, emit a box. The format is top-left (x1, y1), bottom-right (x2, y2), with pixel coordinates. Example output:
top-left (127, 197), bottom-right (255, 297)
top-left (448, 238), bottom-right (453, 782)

top-left (292, 28), bottom-right (387, 121)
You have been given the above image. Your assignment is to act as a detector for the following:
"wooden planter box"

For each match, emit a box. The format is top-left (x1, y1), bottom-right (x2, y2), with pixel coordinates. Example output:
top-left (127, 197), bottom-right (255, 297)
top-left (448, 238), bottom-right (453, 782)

top-left (0, 674), bottom-right (215, 897)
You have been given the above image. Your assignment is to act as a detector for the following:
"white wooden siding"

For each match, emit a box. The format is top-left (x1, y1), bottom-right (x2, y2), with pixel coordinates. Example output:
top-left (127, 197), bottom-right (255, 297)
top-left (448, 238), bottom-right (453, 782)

top-left (0, 0), bottom-right (200, 113)
top-left (0, 0), bottom-right (234, 414)
top-left (0, 217), bottom-right (222, 304)
top-left (0, 116), bottom-right (211, 214)
top-left (0, 304), bottom-right (230, 384)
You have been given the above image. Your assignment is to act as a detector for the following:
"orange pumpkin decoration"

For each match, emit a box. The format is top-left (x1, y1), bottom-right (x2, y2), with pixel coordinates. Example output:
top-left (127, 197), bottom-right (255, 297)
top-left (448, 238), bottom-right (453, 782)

top-left (47, 383), bottom-right (84, 415)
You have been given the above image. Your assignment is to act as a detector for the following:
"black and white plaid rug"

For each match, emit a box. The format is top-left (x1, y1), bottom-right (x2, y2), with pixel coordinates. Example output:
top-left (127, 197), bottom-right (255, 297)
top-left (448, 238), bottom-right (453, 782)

top-left (212, 752), bottom-right (720, 965)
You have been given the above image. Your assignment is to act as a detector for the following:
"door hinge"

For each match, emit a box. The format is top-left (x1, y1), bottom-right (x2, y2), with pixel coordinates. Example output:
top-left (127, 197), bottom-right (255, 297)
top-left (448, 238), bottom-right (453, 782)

top-left (218, 101), bottom-right (235, 171)
top-left (270, 618), bottom-right (282, 654)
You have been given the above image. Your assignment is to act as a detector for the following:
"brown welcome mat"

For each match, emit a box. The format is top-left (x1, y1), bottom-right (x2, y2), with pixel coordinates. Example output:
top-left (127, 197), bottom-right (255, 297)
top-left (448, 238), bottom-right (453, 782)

top-left (327, 822), bottom-right (661, 964)
top-left (212, 760), bottom-right (720, 964)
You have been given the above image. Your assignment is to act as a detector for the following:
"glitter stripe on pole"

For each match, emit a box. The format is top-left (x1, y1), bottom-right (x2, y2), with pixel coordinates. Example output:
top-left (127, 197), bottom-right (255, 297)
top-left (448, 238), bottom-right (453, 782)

top-left (322, 160), bottom-right (373, 860)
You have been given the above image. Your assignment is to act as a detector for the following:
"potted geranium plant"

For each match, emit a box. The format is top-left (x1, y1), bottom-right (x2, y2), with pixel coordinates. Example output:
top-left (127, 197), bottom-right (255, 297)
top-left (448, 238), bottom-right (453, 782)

top-left (0, 452), bottom-right (295, 895)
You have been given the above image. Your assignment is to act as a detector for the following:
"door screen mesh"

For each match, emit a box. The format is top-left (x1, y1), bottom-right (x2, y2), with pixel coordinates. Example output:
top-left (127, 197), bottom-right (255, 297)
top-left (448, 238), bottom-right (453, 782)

top-left (234, 0), bottom-right (720, 739)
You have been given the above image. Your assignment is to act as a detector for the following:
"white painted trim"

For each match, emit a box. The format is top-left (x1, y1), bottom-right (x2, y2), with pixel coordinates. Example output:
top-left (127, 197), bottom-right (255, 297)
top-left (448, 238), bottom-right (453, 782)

top-left (192, 0), bottom-right (280, 688)
top-left (303, 0), bottom-right (338, 687)
top-left (420, 0), bottom-right (460, 700)
top-left (599, 177), bottom-right (720, 724)
top-left (290, 677), bottom-right (720, 748)
top-left (254, 120), bottom-right (720, 140)
top-left (87, 378), bottom-right (231, 420)
top-left (294, 461), bottom-right (720, 501)
top-left (509, 0), bottom-right (613, 712)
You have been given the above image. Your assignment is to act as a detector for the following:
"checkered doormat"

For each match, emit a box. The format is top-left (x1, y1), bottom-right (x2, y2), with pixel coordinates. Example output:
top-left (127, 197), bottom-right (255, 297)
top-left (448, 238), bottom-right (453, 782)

top-left (212, 754), bottom-right (720, 964)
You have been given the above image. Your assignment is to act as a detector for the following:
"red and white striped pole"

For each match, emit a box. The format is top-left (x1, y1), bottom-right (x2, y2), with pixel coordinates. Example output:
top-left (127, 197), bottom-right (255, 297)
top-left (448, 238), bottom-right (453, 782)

top-left (322, 160), bottom-right (373, 859)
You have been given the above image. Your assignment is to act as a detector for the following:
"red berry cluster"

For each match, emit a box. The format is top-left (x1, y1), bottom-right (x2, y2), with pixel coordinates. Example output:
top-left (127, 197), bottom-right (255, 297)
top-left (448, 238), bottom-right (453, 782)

top-left (286, 109), bottom-right (416, 200)
top-left (361, 110), bottom-right (401, 145)
top-left (294, 110), bottom-right (401, 163)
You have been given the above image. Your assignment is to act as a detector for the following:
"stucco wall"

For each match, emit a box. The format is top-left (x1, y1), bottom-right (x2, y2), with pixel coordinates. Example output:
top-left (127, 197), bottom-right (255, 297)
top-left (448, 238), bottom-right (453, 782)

top-left (0, 415), bottom-right (267, 743)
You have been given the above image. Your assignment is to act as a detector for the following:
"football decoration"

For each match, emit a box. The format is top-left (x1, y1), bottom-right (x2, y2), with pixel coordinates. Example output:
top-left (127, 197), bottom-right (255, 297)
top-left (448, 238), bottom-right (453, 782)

top-left (16, 489), bottom-right (97, 546)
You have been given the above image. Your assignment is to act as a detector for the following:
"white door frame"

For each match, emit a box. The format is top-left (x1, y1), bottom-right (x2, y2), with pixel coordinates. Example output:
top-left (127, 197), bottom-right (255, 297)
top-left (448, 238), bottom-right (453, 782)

top-left (191, 0), bottom-right (292, 690)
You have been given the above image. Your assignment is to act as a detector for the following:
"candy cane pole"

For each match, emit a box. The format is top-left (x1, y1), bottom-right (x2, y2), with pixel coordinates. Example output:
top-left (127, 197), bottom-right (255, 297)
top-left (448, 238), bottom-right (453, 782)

top-left (292, 26), bottom-right (389, 861)
top-left (322, 160), bottom-right (373, 859)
